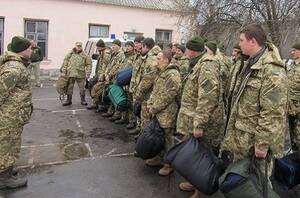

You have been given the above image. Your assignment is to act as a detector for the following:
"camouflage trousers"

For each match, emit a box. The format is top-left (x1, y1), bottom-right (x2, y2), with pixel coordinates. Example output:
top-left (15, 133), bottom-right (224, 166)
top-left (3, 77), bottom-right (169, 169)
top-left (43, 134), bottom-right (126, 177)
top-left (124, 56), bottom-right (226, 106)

top-left (0, 127), bottom-right (23, 172)
top-left (141, 101), bottom-right (151, 129)
top-left (67, 77), bottom-right (85, 95)
top-left (159, 128), bottom-right (175, 160)
top-left (90, 81), bottom-right (106, 104)
top-left (290, 115), bottom-right (300, 146)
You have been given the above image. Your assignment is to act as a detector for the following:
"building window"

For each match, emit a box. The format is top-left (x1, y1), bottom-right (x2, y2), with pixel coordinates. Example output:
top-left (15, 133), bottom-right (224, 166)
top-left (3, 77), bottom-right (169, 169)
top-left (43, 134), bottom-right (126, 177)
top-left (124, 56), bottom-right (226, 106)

top-left (124, 32), bottom-right (143, 40)
top-left (0, 18), bottom-right (4, 55)
top-left (89, 24), bottom-right (109, 38)
top-left (25, 20), bottom-right (48, 59)
top-left (155, 29), bottom-right (172, 43)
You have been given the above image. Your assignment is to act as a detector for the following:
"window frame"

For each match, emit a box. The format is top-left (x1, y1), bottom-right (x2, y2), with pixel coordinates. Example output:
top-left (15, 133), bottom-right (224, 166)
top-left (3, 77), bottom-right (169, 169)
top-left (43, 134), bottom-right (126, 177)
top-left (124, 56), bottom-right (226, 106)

top-left (0, 17), bottom-right (4, 55)
top-left (88, 24), bottom-right (110, 38)
top-left (155, 29), bottom-right (172, 43)
top-left (24, 18), bottom-right (49, 59)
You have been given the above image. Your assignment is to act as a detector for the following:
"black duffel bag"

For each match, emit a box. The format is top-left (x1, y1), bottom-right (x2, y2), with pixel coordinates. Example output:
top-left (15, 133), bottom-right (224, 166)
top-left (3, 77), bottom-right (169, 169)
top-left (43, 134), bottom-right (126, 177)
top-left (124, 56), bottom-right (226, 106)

top-left (85, 76), bottom-right (97, 92)
top-left (274, 152), bottom-right (300, 189)
top-left (165, 137), bottom-right (224, 195)
top-left (135, 117), bottom-right (165, 160)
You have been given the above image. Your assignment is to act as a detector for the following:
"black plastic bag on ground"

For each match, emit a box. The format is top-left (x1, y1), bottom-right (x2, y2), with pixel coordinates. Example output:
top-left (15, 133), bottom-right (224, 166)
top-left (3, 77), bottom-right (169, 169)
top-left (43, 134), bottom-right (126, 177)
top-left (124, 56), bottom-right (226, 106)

top-left (165, 137), bottom-right (224, 195)
top-left (135, 117), bottom-right (165, 160)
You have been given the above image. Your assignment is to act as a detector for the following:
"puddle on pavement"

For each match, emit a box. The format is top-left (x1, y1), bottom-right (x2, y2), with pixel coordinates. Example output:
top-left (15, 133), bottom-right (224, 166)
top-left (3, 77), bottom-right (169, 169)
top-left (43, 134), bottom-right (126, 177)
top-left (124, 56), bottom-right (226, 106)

top-left (89, 128), bottom-right (129, 142)
top-left (58, 129), bottom-right (86, 142)
top-left (62, 142), bottom-right (91, 160)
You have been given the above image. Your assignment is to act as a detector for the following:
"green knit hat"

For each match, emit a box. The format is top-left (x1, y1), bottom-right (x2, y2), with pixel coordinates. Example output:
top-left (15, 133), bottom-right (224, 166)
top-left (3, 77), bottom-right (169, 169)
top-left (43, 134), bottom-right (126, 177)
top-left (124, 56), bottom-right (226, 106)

top-left (233, 44), bottom-right (241, 51)
top-left (134, 36), bottom-right (144, 43)
top-left (177, 44), bottom-right (186, 53)
top-left (7, 43), bottom-right (11, 51)
top-left (292, 41), bottom-right (300, 50)
top-left (186, 36), bottom-right (204, 52)
top-left (125, 41), bottom-right (134, 48)
top-left (205, 41), bottom-right (217, 54)
top-left (96, 39), bottom-right (105, 48)
top-left (112, 39), bottom-right (121, 47)
top-left (11, 36), bottom-right (31, 53)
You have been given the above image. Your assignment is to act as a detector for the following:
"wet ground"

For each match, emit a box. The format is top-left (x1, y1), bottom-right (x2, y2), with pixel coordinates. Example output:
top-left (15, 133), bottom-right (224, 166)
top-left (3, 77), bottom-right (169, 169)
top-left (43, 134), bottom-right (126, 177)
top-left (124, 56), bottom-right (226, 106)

top-left (0, 81), bottom-right (191, 198)
top-left (0, 81), bottom-right (297, 198)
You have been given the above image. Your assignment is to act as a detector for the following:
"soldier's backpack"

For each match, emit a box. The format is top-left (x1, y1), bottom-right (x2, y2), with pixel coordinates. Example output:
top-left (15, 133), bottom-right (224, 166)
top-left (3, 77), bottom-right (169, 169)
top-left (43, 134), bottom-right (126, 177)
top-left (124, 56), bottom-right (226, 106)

top-left (56, 75), bottom-right (69, 101)
top-left (116, 66), bottom-right (133, 86)
top-left (107, 84), bottom-right (128, 111)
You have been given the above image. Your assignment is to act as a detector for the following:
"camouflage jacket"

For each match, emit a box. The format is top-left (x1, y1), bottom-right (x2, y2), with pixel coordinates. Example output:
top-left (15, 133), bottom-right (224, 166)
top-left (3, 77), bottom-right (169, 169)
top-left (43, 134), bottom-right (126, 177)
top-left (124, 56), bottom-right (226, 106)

top-left (288, 58), bottom-right (300, 116)
top-left (134, 45), bottom-right (161, 101)
top-left (129, 52), bottom-right (143, 94)
top-left (119, 50), bottom-right (136, 70)
top-left (177, 53), bottom-right (225, 148)
top-left (0, 51), bottom-right (33, 129)
top-left (147, 64), bottom-right (182, 128)
top-left (222, 43), bottom-right (288, 158)
top-left (106, 48), bottom-right (125, 80)
top-left (96, 48), bottom-right (111, 81)
top-left (171, 55), bottom-right (190, 81)
top-left (61, 49), bottom-right (92, 78)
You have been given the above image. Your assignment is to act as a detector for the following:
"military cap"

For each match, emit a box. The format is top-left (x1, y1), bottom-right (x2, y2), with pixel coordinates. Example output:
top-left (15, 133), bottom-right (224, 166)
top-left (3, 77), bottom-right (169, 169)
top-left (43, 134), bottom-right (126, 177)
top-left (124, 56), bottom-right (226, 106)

top-left (134, 36), bottom-right (144, 43)
top-left (10, 36), bottom-right (31, 53)
top-left (125, 41), bottom-right (134, 48)
top-left (233, 44), bottom-right (241, 51)
top-left (186, 36), bottom-right (204, 52)
top-left (75, 42), bottom-right (83, 46)
top-left (292, 41), bottom-right (300, 50)
top-left (205, 41), bottom-right (217, 54)
top-left (112, 39), bottom-right (121, 47)
top-left (96, 39), bottom-right (105, 48)
top-left (177, 44), bottom-right (186, 53)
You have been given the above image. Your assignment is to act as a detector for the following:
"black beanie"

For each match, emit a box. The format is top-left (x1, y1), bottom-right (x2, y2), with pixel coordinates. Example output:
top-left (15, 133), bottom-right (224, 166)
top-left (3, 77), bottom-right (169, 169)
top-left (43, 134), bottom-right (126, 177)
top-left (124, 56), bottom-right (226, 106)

top-left (11, 36), bottom-right (31, 53)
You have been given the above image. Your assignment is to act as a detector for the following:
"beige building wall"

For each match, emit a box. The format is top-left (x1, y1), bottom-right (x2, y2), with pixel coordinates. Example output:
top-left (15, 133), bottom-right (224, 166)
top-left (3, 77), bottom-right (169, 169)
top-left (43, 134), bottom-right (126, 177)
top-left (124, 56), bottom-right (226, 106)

top-left (0, 0), bottom-right (183, 69)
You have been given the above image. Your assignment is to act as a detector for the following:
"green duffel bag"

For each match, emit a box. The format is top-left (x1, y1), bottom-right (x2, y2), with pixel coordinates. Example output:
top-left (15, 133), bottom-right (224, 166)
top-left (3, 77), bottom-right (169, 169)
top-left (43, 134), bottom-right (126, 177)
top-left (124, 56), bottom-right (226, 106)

top-left (107, 84), bottom-right (128, 111)
top-left (219, 155), bottom-right (280, 198)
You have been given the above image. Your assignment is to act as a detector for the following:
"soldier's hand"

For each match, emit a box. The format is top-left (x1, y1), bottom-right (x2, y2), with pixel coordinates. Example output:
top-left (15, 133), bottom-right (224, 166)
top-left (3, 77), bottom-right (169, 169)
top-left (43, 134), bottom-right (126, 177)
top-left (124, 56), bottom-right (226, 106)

top-left (254, 146), bottom-right (267, 159)
top-left (193, 129), bottom-right (204, 138)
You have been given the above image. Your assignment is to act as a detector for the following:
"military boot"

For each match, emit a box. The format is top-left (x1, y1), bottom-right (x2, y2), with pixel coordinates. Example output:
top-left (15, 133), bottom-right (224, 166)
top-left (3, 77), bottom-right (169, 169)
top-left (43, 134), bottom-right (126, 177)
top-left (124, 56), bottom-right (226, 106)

top-left (190, 190), bottom-right (206, 198)
top-left (179, 182), bottom-right (195, 192)
top-left (80, 94), bottom-right (87, 106)
top-left (0, 168), bottom-right (27, 190)
top-left (114, 118), bottom-right (128, 125)
top-left (145, 157), bottom-right (163, 167)
top-left (158, 164), bottom-right (173, 176)
top-left (97, 105), bottom-right (107, 113)
top-left (86, 103), bottom-right (97, 110)
top-left (62, 95), bottom-right (72, 106)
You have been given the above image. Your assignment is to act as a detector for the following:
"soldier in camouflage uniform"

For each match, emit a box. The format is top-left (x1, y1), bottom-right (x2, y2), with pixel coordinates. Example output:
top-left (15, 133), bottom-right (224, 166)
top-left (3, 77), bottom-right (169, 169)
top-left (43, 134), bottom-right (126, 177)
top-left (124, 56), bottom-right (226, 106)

top-left (60, 42), bottom-right (92, 106)
top-left (101, 39), bottom-right (125, 119)
top-left (128, 36), bottom-right (144, 133)
top-left (134, 38), bottom-right (161, 129)
top-left (146, 50), bottom-right (182, 176)
top-left (114, 41), bottom-right (136, 125)
top-left (221, 25), bottom-right (288, 191)
top-left (27, 40), bottom-right (43, 87)
top-left (287, 41), bottom-right (300, 149)
top-left (87, 39), bottom-right (111, 110)
top-left (0, 36), bottom-right (33, 189)
top-left (171, 44), bottom-right (189, 80)
top-left (176, 37), bottom-right (225, 198)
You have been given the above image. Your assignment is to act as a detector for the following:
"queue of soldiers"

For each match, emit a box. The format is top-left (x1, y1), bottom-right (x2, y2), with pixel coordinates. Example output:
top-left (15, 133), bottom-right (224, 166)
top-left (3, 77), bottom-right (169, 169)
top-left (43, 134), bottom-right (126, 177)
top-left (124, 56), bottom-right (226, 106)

top-left (1, 22), bottom-right (300, 197)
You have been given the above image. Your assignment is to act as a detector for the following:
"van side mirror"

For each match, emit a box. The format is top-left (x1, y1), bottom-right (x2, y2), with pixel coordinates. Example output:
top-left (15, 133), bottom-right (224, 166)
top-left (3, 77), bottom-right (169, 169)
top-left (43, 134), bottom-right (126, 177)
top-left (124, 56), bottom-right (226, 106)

top-left (92, 54), bottom-right (99, 60)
